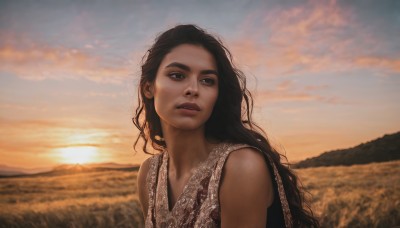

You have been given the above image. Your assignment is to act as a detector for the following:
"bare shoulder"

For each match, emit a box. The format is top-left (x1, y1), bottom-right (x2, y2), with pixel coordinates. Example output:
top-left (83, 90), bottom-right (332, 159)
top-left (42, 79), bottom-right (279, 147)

top-left (137, 156), bottom-right (152, 187)
top-left (137, 156), bottom-right (153, 218)
top-left (223, 147), bottom-right (272, 185)
top-left (219, 147), bottom-right (274, 227)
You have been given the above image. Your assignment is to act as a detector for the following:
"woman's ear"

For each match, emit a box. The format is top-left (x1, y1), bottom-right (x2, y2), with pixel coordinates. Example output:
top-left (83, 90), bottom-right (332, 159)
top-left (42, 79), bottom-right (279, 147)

top-left (143, 82), bottom-right (154, 99)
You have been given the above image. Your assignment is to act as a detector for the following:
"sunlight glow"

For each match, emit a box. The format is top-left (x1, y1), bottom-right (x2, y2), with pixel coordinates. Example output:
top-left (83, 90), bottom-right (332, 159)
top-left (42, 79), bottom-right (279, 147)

top-left (57, 146), bottom-right (99, 164)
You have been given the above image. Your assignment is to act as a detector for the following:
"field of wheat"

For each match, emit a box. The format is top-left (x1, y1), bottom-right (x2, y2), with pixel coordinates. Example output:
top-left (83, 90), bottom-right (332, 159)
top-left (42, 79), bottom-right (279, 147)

top-left (0, 160), bottom-right (399, 228)
top-left (0, 170), bottom-right (143, 228)
top-left (298, 160), bottom-right (400, 228)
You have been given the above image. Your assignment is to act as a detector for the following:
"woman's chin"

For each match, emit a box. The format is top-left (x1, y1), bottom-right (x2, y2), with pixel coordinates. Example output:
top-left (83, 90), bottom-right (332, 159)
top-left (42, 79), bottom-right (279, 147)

top-left (169, 121), bottom-right (206, 132)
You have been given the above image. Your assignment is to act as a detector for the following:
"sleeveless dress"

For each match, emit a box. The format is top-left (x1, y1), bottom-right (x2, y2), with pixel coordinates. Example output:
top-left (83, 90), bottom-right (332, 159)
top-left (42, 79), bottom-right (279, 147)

top-left (145, 143), bottom-right (293, 228)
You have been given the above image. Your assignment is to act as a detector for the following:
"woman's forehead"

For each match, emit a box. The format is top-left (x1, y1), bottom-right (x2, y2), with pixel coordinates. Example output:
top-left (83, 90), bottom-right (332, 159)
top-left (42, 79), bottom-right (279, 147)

top-left (160, 44), bottom-right (217, 71)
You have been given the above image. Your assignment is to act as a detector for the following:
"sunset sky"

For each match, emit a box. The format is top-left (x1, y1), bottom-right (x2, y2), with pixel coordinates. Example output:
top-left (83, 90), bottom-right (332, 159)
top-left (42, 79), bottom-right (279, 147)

top-left (1, 0), bottom-right (399, 169)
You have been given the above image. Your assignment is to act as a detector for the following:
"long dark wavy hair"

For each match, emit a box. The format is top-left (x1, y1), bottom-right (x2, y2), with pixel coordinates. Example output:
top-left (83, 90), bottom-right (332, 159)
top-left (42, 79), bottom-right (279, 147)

top-left (133, 24), bottom-right (319, 227)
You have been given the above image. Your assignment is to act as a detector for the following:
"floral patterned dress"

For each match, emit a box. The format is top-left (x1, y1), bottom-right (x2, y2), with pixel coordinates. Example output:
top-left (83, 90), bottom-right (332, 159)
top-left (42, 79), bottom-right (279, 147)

top-left (145, 143), bottom-right (293, 228)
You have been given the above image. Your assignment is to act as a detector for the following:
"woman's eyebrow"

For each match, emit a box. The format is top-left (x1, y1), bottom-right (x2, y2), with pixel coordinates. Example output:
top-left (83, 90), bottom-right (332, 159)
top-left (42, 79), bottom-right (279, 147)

top-left (166, 62), bottom-right (190, 71)
top-left (165, 62), bottom-right (218, 76)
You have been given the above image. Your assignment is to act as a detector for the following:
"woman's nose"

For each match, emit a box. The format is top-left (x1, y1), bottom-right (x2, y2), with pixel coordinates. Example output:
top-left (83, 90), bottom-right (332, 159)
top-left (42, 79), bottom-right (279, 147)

top-left (184, 78), bottom-right (199, 97)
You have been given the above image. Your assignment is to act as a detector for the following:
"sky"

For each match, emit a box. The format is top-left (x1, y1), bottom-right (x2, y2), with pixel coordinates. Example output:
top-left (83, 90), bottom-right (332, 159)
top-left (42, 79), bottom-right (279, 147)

top-left (0, 0), bottom-right (399, 168)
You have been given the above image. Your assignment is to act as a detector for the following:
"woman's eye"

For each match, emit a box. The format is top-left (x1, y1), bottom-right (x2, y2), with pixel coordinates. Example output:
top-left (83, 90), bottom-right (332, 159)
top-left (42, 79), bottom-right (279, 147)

top-left (168, 72), bottom-right (184, 80)
top-left (200, 78), bottom-right (216, 86)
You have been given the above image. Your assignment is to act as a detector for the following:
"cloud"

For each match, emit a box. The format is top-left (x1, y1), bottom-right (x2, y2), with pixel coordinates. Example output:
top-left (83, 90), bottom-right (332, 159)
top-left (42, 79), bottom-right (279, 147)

top-left (0, 117), bottom-right (131, 155)
top-left (255, 79), bottom-right (349, 104)
top-left (87, 91), bottom-right (126, 98)
top-left (0, 103), bottom-right (49, 112)
top-left (230, 0), bottom-right (400, 77)
top-left (0, 116), bottom-right (145, 168)
top-left (0, 42), bottom-right (132, 84)
top-left (353, 56), bottom-right (400, 74)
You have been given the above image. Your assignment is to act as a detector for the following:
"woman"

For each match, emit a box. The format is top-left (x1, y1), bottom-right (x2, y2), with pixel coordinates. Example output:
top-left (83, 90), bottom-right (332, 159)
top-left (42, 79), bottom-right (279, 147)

top-left (133, 24), bottom-right (319, 227)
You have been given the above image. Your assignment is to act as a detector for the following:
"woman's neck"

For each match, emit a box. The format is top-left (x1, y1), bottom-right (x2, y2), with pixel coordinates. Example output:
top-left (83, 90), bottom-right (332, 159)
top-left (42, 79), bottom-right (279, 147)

top-left (162, 125), bottom-right (214, 179)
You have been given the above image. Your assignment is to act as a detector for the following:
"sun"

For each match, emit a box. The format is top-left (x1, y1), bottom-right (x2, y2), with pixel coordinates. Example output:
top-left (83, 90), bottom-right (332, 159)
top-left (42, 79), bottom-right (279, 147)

top-left (58, 146), bottom-right (99, 164)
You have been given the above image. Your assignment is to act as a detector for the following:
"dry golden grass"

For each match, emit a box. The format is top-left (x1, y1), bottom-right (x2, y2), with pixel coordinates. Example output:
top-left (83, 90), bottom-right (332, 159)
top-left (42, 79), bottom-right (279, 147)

top-left (0, 170), bottom-right (144, 228)
top-left (296, 160), bottom-right (400, 228)
top-left (0, 161), bottom-right (399, 227)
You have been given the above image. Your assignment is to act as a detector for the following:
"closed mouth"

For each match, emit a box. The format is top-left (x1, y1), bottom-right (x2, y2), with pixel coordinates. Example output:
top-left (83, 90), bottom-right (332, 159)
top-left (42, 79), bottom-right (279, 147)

top-left (177, 103), bottom-right (201, 111)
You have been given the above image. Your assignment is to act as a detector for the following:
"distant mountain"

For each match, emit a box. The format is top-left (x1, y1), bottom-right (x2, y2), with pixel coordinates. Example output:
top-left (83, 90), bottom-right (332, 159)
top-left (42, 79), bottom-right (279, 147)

top-left (293, 131), bottom-right (400, 168)
top-left (86, 162), bottom-right (135, 169)
top-left (52, 162), bottom-right (134, 171)
top-left (0, 169), bottom-right (25, 176)
top-left (0, 164), bottom-right (52, 176)
top-left (0, 162), bottom-right (140, 178)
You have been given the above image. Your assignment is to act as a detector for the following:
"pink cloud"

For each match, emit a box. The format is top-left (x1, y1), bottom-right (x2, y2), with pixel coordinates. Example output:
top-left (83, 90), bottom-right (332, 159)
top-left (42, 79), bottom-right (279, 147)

top-left (353, 56), bottom-right (400, 74)
top-left (0, 103), bottom-right (49, 112)
top-left (258, 90), bottom-right (318, 102)
top-left (255, 79), bottom-right (350, 104)
top-left (230, 0), bottom-right (399, 77)
top-left (0, 43), bottom-right (131, 83)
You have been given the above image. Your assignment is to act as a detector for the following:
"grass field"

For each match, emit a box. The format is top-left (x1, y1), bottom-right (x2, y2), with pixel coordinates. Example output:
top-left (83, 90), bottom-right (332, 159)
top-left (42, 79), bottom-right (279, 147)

top-left (298, 160), bottom-right (400, 228)
top-left (0, 160), bottom-right (399, 228)
top-left (0, 170), bottom-right (143, 228)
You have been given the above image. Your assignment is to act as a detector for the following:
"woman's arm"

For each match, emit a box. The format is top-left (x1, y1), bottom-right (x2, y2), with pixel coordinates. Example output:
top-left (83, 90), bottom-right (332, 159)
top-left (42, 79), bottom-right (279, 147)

top-left (137, 158), bottom-right (151, 218)
top-left (220, 148), bottom-right (274, 228)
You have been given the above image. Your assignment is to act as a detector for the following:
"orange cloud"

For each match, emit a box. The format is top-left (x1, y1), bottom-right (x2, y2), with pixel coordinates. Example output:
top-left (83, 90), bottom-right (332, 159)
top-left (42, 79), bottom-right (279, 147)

top-left (0, 118), bottom-right (121, 151)
top-left (354, 56), bottom-right (400, 73)
top-left (230, 0), bottom-right (348, 75)
top-left (0, 44), bottom-right (131, 83)
top-left (0, 103), bottom-right (49, 112)
top-left (258, 90), bottom-right (318, 102)
top-left (254, 79), bottom-right (350, 104)
top-left (0, 117), bottom-right (146, 167)
top-left (230, 0), bottom-right (399, 77)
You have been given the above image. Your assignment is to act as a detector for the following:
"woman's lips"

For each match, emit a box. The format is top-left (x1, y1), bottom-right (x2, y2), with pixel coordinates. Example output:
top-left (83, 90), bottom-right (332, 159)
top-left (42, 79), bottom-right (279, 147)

top-left (177, 103), bottom-right (201, 111)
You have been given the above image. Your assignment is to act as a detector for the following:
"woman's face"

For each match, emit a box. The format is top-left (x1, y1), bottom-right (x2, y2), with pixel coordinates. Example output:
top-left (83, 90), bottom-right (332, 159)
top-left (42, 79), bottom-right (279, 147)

top-left (146, 44), bottom-right (219, 131)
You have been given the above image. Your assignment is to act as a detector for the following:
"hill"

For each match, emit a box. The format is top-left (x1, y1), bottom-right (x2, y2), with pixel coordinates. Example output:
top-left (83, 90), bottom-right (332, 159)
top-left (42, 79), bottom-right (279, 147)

top-left (293, 131), bottom-right (400, 168)
top-left (0, 164), bottom-right (51, 176)
top-left (0, 163), bottom-right (140, 178)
